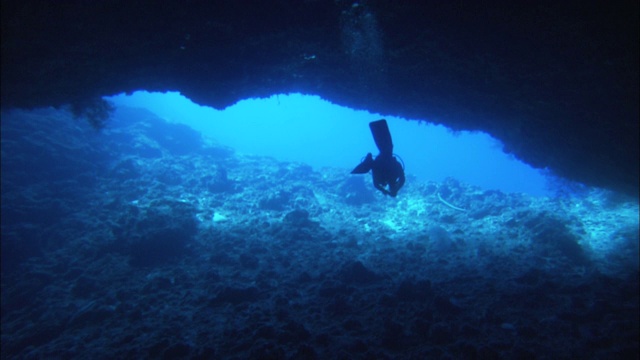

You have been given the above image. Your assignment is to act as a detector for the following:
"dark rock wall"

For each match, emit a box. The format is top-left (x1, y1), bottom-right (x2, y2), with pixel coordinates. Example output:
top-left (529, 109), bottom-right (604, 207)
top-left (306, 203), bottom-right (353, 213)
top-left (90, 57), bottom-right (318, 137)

top-left (1, 0), bottom-right (638, 195)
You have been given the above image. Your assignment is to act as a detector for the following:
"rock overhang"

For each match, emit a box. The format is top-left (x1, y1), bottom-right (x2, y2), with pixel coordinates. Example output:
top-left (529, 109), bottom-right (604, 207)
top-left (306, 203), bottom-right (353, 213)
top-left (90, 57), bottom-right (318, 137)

top-left (1, 0), bottom-right (638, 196)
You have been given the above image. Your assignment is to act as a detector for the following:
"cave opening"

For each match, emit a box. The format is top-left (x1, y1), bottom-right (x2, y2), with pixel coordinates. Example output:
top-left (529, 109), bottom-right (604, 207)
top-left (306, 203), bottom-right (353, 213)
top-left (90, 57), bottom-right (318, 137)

top-left (106, 91), bottom-right (555, 196)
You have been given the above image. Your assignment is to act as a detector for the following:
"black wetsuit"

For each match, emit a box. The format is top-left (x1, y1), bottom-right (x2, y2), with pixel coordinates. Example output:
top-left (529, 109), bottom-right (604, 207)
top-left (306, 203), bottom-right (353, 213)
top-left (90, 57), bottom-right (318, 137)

top-left (372, 152), bottom-right (405, 197)
top-left (351, 119), bottom-right (406, 197)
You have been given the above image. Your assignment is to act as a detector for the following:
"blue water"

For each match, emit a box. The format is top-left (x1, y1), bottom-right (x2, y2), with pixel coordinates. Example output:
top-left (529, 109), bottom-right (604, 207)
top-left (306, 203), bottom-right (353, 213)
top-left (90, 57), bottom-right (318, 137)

top-left (107, 91), bottom-right (552, 196)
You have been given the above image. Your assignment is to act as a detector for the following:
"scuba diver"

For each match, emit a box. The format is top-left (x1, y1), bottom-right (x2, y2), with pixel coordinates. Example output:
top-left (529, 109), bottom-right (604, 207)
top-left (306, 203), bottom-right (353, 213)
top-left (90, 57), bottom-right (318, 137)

top-left (351, 119), bottom-right (405, 197)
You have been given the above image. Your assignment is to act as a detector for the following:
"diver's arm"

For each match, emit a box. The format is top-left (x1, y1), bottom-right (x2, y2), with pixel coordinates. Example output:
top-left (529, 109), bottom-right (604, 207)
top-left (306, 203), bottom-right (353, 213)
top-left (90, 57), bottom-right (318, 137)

top-left (389, 175), bottom-right (404, 197)
top-left (374, 182), bottom-right (391, 196)
top-left (388, 162), bottom-right (406, 197)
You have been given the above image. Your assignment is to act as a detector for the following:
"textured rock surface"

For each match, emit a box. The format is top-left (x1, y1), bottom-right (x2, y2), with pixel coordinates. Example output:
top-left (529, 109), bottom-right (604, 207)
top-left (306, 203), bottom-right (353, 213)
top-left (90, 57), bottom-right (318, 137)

top-left (1, 107), bottom-right (638, 358)
top-left (1, 1), bottom-right (638, 195)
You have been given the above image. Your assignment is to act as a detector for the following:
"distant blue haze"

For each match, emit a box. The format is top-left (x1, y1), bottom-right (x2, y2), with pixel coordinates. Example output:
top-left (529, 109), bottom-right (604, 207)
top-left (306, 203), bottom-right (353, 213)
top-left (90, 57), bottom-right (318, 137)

top-left (107, 92), bottom-right (552, 196)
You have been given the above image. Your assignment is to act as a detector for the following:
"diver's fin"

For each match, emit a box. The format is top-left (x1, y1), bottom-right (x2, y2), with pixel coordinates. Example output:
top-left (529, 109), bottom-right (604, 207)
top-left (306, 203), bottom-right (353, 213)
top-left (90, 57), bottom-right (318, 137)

top-left (351, 153), bottom-right (374, 174)
top-left (369, 119), bottom-right (393, 155)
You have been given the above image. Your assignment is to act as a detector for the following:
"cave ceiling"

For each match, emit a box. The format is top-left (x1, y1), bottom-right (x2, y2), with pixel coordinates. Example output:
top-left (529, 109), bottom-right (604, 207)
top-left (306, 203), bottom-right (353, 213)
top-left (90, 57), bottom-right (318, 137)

top-left (1, 1), bottom-right (638, 195)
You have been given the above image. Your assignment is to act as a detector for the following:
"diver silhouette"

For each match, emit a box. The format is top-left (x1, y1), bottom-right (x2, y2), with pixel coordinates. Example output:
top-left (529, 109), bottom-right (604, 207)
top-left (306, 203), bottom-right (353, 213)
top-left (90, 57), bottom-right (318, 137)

top-left (351, 119), bottom-right (405, 197)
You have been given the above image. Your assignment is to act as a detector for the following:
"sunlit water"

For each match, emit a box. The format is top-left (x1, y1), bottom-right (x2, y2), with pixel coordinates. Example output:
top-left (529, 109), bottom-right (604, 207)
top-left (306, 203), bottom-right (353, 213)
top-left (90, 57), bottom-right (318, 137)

top-left (106, 91), bottom-right (553, 196)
